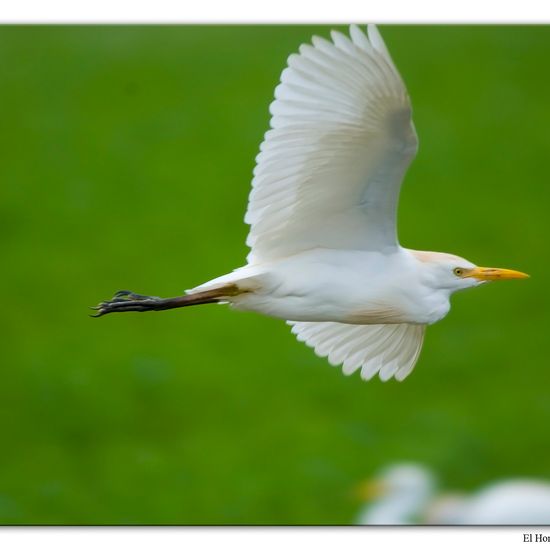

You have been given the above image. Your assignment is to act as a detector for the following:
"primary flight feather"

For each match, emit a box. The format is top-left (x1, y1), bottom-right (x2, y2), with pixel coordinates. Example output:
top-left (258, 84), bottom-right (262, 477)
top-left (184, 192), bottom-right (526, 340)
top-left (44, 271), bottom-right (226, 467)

top-left (92, 25), bottom-right (528, 382)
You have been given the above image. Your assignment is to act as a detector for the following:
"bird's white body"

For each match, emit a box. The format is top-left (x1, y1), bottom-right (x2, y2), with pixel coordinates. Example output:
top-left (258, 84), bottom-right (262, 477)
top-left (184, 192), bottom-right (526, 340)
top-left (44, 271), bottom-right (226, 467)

top-left (357, 464), bottom-right (550, 525)
top-left (192, 246), bottom-right (469, 381)
top-left (196, 248), bottom-right (452, 326)
top-left (430, 481), bottom-right (550, 525)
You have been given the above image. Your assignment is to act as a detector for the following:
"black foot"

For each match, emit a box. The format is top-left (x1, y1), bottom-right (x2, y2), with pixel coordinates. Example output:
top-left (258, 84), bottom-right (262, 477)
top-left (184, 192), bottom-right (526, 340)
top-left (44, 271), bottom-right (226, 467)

top-left (90, 290), bottom-right (163, 317)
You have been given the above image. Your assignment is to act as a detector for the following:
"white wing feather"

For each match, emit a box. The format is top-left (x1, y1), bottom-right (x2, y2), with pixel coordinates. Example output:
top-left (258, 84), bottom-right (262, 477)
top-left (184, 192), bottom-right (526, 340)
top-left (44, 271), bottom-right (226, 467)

top-left (288, 321), bottom-right (425, 382)
top-left (245, 24), bottom-right (417, 263)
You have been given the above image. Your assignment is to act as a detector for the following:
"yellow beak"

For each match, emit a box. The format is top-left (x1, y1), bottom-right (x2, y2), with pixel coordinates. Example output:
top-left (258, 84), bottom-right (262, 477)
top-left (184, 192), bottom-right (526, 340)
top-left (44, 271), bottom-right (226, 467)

top-left (352, 480), bottom-right (386, 501)
top-left (466, 267), bottom-right (530, 281)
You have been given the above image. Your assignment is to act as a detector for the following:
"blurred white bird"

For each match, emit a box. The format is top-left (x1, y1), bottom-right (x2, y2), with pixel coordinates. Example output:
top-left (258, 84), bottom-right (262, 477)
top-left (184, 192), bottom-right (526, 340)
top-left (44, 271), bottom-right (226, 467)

top-left (356, 463), bottom-right (550, 525)
top-left (355, 463), bottom-right (436, 524)
top-left (93, 24), bottom-right (528, 382)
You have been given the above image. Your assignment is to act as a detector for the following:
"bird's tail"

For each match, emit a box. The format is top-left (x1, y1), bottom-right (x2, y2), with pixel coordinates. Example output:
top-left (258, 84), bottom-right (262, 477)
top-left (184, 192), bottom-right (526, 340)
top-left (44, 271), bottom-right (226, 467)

top-left (177, 284), bottom-right (243, 306)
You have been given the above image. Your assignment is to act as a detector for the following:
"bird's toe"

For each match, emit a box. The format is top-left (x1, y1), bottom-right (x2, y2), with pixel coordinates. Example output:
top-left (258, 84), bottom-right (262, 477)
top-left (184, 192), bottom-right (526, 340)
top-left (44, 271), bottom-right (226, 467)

top-left (90, 291), bottom-right (163, 317)
top-left (112, 290), bottom-right (160, 302)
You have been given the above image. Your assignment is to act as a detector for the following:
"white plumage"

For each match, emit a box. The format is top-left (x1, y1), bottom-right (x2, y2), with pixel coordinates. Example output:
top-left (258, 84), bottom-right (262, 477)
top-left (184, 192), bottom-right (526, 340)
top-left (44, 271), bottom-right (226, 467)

top-left (356, 464), bottom-right (436, 525)
top-left (246, 25), bottom-right (417, 264)
top-left (95, 25), bottom-right (528, 382)
top-left (429, 482), bottom-right (550, 525)
top-left (289, 321), bottom-right (425, 382)
top-left (356, 463), bottom-right (550, 525)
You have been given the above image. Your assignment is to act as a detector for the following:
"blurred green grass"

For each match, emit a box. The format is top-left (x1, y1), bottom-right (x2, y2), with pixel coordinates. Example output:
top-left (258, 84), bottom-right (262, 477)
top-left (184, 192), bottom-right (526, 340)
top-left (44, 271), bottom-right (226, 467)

top-left (0, 25), bottom-right (548, 524)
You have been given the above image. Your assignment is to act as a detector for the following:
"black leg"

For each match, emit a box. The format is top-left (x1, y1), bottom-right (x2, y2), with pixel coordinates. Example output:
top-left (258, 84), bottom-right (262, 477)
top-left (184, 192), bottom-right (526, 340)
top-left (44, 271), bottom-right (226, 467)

top-left (90, 287), bottom-right (227, 317)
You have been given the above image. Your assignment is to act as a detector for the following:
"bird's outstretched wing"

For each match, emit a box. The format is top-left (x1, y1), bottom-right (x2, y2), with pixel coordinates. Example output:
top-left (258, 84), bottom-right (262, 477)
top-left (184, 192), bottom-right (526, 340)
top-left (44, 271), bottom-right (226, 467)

top-left (288, 321), bottom-right (425, 381)
top-left (245, 24), bottom-right (417, 263)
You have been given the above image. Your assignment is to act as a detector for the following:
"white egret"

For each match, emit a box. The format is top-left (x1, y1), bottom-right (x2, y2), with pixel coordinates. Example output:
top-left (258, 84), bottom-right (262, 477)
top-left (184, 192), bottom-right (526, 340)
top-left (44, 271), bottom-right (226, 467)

top-left (356, 463), bottom-right (550, 525)
top-left (355, 463), bottom-right (436, 524)
top-left (93, 25), bottom-right (528, 382)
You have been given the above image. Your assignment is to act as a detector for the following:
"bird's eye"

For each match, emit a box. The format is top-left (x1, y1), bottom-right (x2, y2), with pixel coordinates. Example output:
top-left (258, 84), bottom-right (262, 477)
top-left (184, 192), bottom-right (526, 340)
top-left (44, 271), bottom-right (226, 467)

top-left (453, 268), bottom-right (464, 277)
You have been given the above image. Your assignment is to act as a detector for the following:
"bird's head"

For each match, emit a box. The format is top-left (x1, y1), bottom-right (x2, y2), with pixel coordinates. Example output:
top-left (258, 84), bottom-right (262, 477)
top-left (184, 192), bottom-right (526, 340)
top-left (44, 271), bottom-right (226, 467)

top-left (412, 251), bottom-right (529, 294)
top-left (354, 463), bottom-right (436, 505)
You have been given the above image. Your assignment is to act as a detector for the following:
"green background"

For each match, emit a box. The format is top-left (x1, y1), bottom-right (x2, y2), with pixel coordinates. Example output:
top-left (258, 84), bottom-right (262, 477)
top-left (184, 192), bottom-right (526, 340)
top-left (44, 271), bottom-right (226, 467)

top-left (0, 25), bottom-right (548, 524)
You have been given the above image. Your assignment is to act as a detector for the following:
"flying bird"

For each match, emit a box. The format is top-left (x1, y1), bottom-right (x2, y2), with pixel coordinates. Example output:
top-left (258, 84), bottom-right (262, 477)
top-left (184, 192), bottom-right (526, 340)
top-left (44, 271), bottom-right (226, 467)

top-left (92, 25), bottom-right (528, 382)
top-left (355, 463), bottom-right (550, 525)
